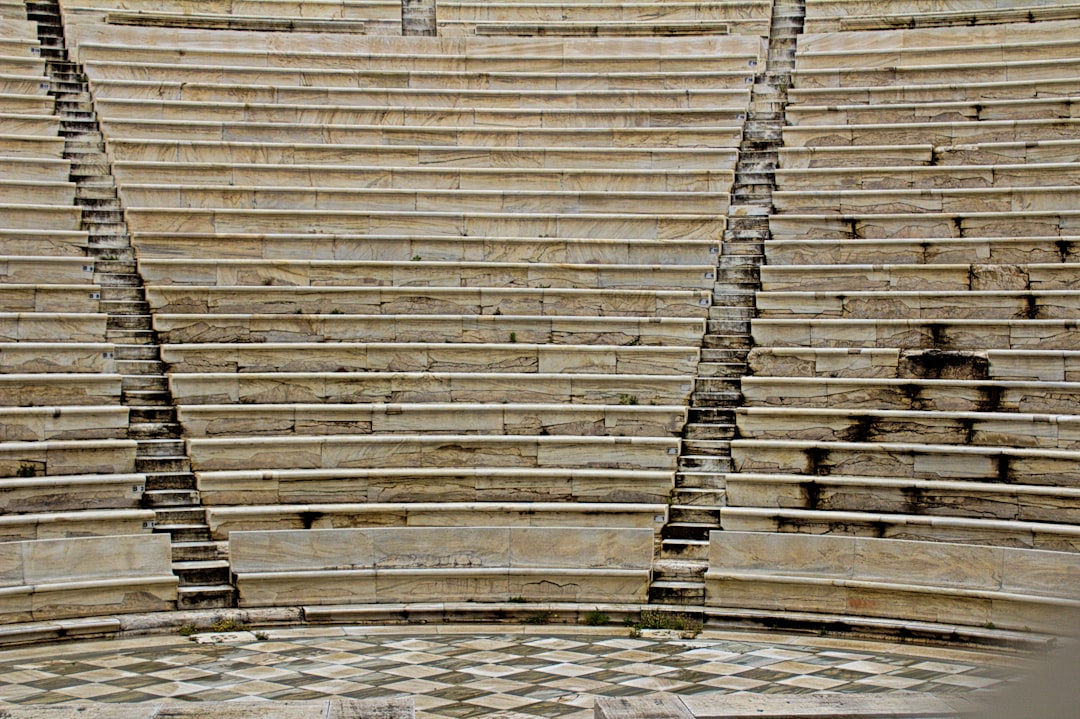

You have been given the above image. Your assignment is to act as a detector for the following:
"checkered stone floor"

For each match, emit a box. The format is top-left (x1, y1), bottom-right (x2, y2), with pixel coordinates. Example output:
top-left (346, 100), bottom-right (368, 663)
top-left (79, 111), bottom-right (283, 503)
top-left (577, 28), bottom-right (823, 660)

top-left (0, 626), bottom-right (1033, 718)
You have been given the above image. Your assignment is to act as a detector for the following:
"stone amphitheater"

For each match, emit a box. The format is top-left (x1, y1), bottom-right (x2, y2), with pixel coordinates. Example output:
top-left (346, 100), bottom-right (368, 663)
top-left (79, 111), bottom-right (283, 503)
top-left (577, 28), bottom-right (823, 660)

top-left (0, 0), bottom-right (1078, 715)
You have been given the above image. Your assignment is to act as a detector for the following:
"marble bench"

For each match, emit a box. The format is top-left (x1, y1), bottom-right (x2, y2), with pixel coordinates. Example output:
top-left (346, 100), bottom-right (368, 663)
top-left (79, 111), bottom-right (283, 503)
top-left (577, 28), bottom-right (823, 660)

top-left (0, 204), bottom-right (82, 232)
top-left (0, 284), bottom-right (102, 313)
top-left (0, 473), bottom-right (145, 513)
top-left (782, 119), bottom-right (1080, 149)
top-left (720, 505), bottom-right (1080, 552)
top-left (144, 286), bottom-right (712, 318)
top-left (0, 438), bottom-right (136, 477)
top-left (0, 55), bottom-right (45, 75)
top-left (168, 372), bottom-right (694, 406)
top-left (438, 0), bottom-right (768, 24)
top-left (89, 79), bottom-right (751, 109)
top-left (0, 508), bottom-right (156, 542)
top-left (177, 403), bottom-right (685, 438)
top-left (0, 115), bottom-right (59, 137)
top-left (786, 97), bottom-right (1079, 127)
top-left (130, 232), bottom-right (722, 266)
top-left (0, 257), bottom-right (94, 284)
top-left (0, 407), bottom-right (128, 441)
top-left (756, 289), bottom-right (1080, 320)
top-left (196, 466), bottom-right (672, 505)
top-left (773, 186), bottom-right (1080, 215)
top-left (138, 258), bottom-right (718, 291)
top-left (86, 62), bottom-right (756, 91)
top-left (0, 343), bottom-right (114, 373)
top-left (789, 77), bottom-right (1080, 107)
top-left (751, 318), bottom-right (1080, 350)
top-left (703, 530), bottom-right (1080, 632)
top-left (746, 347), bottom-right (1080, 382)
top-left (781, 140), bottom-right (1080, 169)
top-left (736, 406), bottom-right (1080, 450)
top-left (0, 135), bottom-right (65, 159)
top-left (804, 0), bottom-right (1080, 32)
top-left (0, 181), bottom-right (74, 207)
top-left (210, 503), bottom-right (665, 541)
top-left (160, 342), bottom-right (698, 375)
top-left (740, 377), bottom-right (1080, 413)
top-left (125, 207), bottom-right (723, 240)
top-left (0, 75), bottom-right (49, 97)
top-left (153, 313), bottom-right (705, 346)
top-left (0, 375), bottom-right (122, 407)
top-left (73, 38), bottom-right (762, 74)
top-left (119, 186), bottom-right (731, 217)
top-left (764, 235), bottom-right (1080, 266)
top-left (99, 118), bottom-right (743, 146)
top-left (792, 59), bottom-right (1080, 92)
top-left (0, 96), bottom-right (53, 115)
top-left (770, 210), bottom-right (1080, 241)
top-left (724, 472), bottom-right (1080, 524)
top-left (187, 434), bottom-right (680, 473)
top-left (0, 157), bottom-right (68, 183)
top-left (0, 534), bottom-right (176, 624)
top-left (759, 263), bottom-right (1077, 291)
top-left (0, 313), bottom-right (108, 342)
top-left (730, 438), bottom-right (1080, 485)
top-left (775, 163), bottom-right (1080, 191)
top-left (230, 525), bottom-right (655, 607)
top-left (116, 164), bottom-right (737, 194)
top-left (108, 142), bottom-right (740, 169)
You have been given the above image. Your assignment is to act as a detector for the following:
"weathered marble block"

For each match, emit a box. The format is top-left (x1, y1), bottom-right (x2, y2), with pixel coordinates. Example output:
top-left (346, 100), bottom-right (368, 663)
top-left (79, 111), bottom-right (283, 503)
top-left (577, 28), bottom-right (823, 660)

top-left (704, 530), bottom-right (1080, 632)
top-left (0, 439), bottom-right (136, 477)
top-left (0, 473), bottom-right (144, 513)
top-left (231, 525), bottom-right (653, 607)
top-left (0, 375), bottom-right (122, 407)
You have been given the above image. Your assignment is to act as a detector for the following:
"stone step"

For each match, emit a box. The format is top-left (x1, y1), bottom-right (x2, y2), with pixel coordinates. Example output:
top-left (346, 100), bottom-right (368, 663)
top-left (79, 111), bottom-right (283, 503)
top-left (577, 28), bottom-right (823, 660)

top-left (105, 329), bottom-right (154, 344)
top-left (703, 334), bottom-right (751, 349)
top-left (122, 374), bottom-right (167, 390)
top-left (172, 540), bottom-right (228, 562)
top-left (117, 359), bottom-right (166, 376)
top-left (137, 456), bottom-right (192, 473)
top-left (652, 559), bottom-right (707, 581)
top-left (143, 489), bottom-right (199, 508)
top-left (680, 439), bottom-right (732, 456)
top-left (99, 286), bottom-right (142, 302)
top-left (108, 315), bottom-right (152, 330)
top-left (114, 344), bottom-right (160, 361)
top-left (696, 362), bottom-right (747, 378)
top-left (125, 389), bottom-right (173, 406)
top-left (137, 438), bottom-right (186, 458)
top-left (672, 487), bottom-right (726, 505)
top-left (684, 423), bottom-right (735, 440)
top-left (144, 472), bottom-right (196, 491)
top-left (670, 505), bottom-right (723, 524)
top-left (690, 391), bottom-right (742, 406)
top-left (661, 521), bottom-right (717, 542)
top-left (677, 455), bottom-right (732, 473)
top-left (174, 559), bottom-right (230, 586)
top-left (155, 524), bottom-right (210, 544)
top-left (101, 300), bottom-right (149, 315)
top-left (177, 584), bottom-right (236, 610)
top-left (660, 539), bottom-right (710, 561)
top-left (128, 422), bottom-right (182, 439)
top-left (648, 580), bottom-right (704, 604)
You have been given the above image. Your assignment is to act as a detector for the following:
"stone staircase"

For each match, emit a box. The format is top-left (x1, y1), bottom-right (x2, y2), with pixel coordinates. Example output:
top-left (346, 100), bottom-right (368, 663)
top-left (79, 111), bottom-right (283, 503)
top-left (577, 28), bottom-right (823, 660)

top-left (649, 0), bottom-right (805, 606)
top-left (25, 0), bottom-right (235, 610)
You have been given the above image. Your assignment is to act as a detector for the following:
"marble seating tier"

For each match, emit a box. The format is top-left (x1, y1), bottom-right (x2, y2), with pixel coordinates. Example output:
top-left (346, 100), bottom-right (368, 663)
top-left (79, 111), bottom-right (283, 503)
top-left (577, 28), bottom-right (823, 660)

top-left (0, 534), bottom-right (177, 624)
top-left (176, 403), bottom-right (686, 439)
top-left (130, 232), bottom-right (721, 266)
top-left (196, 466), bottom-right (673, 505)
top-left (755, 290), bottom-right (1080, 320)
top-left (101, 121), bottom-right (747, 147)
top-left (703, 531), bottom-right (1080, 632)
top-left (210, 504), bottom-right (664, 542)
top-left (153, 314), bottom-right (704, 346)
top-left (169, 373), bottom-right (693, 406)
top-left (0, 407), bottom-right (128, 441)
top-left (759, 262), bottom-right (1080, 290)
top-left (0, 343), bottom-right (115, 373)
top-left (724, 472), bottom-right (1080, 525)
top-left (70, 34), bottom-right (763, 73)
top-left (187, 435), bottom-right (679, 473)
top-left (764, 235), bottom-right (1080, 267)
top-left (0, 375), bottom-right (121, 406)
top-left (746, 347), bottom-right (1080, 382)
top-left (143, 286), bottom-right (711, 318)
top-left (229, 526), bottom-right (654, 607)
top-left (0, 136), bottom-right (65, 159)
top-left (161, 342), bottom-right (697, 375)
top-left (0, 157), bottom-right (68, 182)
top-left (137, 259), bottom-right (717, 291)
top-left (108, 144), bottom-right (740, 172)
top-left (0, 439), bottom-right (136, 478)
top-left (0, 473), bottom-right (145, 513)
top-left (0, 508), bottom-right (156, 543)
top-left (803, 0), bottom-right (1080, 32)
top-left (776, 164), bottom-right (1080, 191)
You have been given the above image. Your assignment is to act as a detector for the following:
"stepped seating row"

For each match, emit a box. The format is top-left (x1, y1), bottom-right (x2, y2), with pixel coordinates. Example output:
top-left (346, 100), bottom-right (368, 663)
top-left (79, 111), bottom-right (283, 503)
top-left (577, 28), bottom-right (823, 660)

top-left (231, 526), bottom-right (653, 608)
top-left (726, 18), bottom-right (1080, 552)
top-left (803, 0), bottom-right (1080, 32)
top-left (705, 532), bottom-right (1080, 633)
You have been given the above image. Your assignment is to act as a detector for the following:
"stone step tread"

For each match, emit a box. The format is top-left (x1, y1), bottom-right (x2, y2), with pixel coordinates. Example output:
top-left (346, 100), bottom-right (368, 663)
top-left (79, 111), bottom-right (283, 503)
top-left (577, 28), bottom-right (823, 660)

top-left (173, 560), bottom-right (229, 571)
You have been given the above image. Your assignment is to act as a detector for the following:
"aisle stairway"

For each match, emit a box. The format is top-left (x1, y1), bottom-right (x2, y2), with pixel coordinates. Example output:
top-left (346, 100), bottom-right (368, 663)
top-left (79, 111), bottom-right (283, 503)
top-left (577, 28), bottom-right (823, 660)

top-left (649, 0), bottom-right (805, 605)
top-left (24, 0), bottom-right (234, 610)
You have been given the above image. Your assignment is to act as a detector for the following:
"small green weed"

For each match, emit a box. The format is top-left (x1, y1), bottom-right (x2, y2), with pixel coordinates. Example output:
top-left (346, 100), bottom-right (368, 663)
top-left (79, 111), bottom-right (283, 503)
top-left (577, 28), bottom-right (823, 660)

top-left (523, 612), bottom-right (551, 625)
top-left (583, 609), bottom-right (610, 626)
top-left (627, 610), bottom-right (702, 638)
top-left (178, 623), bottom-right (198, 637)
top-left (15, 464), bottom-right (36, 478)
top-left (508, 596), bottom-right (527, 603)
top-left (210, 617), bottom-right (249, 633)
